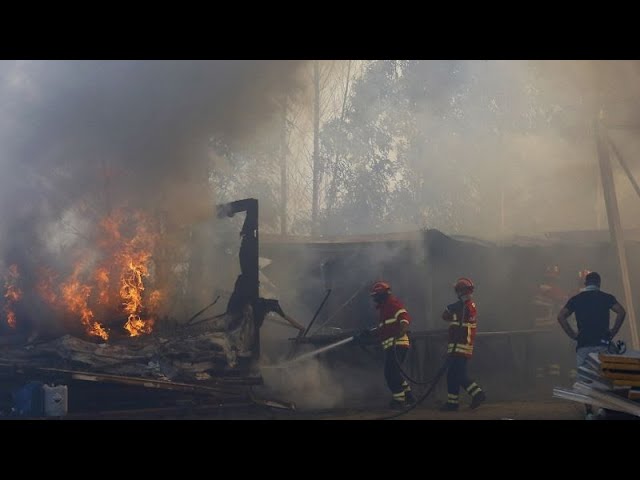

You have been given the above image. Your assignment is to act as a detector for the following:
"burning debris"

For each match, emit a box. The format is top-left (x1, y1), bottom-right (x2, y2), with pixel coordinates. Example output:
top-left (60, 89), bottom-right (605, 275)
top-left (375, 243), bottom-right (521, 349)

top-left (3, 208), bottom-right (164, 341)
top-left (0, 307), bottom-right (259, 381)
top-left (0, 198), bottom-right (298, 416)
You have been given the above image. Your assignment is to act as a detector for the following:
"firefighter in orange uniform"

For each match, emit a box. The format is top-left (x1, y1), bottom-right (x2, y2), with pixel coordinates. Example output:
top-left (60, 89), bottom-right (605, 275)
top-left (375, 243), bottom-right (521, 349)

top-left (440, 277), bottom-right (486, 411)
top-left (367, 281), bottom-right (417, 408)
top-left (532, 265), bottom-right (570, 380)
top-left (533, 266), bottom-right (568, 328)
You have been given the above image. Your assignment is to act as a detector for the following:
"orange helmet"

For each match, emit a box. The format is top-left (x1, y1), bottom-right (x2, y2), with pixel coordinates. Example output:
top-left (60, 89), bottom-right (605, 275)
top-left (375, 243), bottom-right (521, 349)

top-left (454, 277), bottom-right (474, 295)
top-left (370, 281), bottom-right (391, 296)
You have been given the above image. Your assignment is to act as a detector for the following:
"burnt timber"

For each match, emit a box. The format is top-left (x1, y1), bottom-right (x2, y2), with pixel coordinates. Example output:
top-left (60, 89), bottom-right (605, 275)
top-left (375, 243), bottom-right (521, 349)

top-left (0, 198), bottom-right (295, 417)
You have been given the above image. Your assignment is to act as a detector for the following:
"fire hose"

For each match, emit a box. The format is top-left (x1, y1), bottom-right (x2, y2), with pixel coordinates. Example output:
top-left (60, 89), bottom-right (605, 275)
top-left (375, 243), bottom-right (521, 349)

top-left (373, 301), bottom-right (470, 420)
top-left (264, 301), bottom-right (467, 420)
top-left (261, 334), bottom-right (449, 420)
top-left (375, 354), bottom-right (449, 420)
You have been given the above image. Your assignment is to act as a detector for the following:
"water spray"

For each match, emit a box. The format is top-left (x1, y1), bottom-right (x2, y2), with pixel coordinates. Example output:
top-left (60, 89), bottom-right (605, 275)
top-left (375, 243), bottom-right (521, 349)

top-left (263, 336), bottom-right (354, 369)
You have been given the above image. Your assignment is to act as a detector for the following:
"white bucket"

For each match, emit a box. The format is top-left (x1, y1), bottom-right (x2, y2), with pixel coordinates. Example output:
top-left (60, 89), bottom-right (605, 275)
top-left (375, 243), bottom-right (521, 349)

top-left (42, 384), bottom-right (68, 417)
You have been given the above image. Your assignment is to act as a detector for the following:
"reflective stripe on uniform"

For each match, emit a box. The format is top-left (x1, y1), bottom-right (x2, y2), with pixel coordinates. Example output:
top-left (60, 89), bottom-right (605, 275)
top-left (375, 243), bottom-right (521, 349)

top-left (447, 343), bottom-right (473, 354)
top-left (382, 334), bottom-right (410, 350)
top-left (383, 309), bottom-right (408, 326)
top-left (466, 383), bottom-right (482, 397)
top-left (393, 392), bottom-right (406, 400)
top-left (394, 309), bottom-right (407, 320)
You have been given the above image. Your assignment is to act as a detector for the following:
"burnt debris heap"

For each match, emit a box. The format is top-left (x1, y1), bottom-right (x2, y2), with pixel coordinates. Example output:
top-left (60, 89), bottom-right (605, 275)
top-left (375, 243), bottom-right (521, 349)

top-left (0, 198), bottom-right (293, 413)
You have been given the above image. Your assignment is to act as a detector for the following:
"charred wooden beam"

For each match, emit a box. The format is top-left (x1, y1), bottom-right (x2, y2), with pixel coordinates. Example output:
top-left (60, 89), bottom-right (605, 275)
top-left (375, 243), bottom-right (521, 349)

top-left (217, 199), bottom-right (259, 314)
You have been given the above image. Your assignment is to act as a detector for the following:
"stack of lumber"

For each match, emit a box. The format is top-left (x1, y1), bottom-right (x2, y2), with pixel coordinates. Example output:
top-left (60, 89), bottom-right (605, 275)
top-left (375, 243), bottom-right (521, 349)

top-left (553, 350), bottom-right (640, 418)
top-left (599, 351), bottom-right (640, 393)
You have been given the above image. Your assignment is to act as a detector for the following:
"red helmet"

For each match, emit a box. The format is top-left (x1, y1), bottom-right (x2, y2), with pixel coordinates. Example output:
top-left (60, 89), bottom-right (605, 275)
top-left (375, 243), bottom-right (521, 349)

top-left (454, 277), bottom-right (474, 294)
top-left (370, 281), bottom-right (391, 296)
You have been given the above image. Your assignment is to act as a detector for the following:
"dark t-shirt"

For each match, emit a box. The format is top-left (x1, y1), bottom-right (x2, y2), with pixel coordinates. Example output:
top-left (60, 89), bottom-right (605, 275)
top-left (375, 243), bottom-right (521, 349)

top-left (564, 289), bottom-right (617, 349)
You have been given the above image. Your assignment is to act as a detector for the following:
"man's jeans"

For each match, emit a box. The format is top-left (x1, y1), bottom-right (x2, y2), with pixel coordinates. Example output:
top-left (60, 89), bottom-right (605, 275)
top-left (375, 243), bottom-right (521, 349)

top-left (576, 344), bottom-right (608, 418)
top-left (576, 345), bottom-right (608, 369)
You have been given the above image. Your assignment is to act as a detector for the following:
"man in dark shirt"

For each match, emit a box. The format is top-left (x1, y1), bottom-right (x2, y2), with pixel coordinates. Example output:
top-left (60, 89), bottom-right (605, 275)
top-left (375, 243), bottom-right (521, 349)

top-left (557, 271), bottom-right (626, 419)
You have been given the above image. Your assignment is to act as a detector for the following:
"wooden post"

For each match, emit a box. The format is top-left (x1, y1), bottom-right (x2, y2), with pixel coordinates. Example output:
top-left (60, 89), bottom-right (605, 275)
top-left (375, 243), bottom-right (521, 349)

top-left (311, 61), bottom-right (320, 235)
top-left (280, 97), bottom-right (288, 236)
top-left (596, 117), bottom-right (640, 349)
top-left (609, 136), bottom-right (640, 202)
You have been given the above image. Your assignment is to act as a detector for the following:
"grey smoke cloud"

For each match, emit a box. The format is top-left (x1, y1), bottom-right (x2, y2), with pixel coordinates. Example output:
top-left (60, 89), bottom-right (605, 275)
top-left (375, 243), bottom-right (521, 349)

top-left (0, 61), bottom-right (308, 331)
top-left (0, 60), bottom-right (306, 260)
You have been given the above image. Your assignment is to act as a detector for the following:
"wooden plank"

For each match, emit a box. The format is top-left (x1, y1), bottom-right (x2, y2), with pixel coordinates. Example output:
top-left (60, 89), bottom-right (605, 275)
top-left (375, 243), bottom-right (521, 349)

top-left (596, 123), bottom-right (640, 349)
top-left (0, 362), bottom-right (247, 397)
top-left (599, 351), bottom-right (640, 365)
top-left (601, 362), bottom-right (640, 372)
top-left (628, 388), bottom-right (640, 401)
top-left (614, 379), bottom-right (640, 387)
top-left (601, 371), bottom-right (640, 381)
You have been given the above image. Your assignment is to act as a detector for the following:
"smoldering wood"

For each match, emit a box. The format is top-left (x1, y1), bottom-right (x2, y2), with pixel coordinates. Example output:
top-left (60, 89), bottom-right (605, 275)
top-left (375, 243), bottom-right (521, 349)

top-left (0, 199), bottom-right (304, 416)
top-left (0, 306), bottom-right (260, 383)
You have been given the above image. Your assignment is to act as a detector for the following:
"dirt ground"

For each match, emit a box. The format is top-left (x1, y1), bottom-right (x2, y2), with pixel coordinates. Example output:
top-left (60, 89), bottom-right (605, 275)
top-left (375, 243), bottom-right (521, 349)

top-left (262, 399), bottom-right (586, 420)
top-left (62, 398), bottom-right (589, 419)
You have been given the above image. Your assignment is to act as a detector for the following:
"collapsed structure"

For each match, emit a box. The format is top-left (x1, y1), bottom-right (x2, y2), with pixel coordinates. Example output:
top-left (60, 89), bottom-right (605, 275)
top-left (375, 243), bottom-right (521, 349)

top-left (0, 198), bottom-right (295, 416)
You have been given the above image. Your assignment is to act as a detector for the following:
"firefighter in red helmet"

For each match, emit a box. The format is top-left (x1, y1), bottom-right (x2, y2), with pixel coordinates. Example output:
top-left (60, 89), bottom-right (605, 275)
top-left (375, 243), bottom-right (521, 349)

top-left (440, 277), bottom-right (486, 411)
top-left (533, 265), bottom-right (568, 327)
top-left (366, 281), bottom-right (416, 408)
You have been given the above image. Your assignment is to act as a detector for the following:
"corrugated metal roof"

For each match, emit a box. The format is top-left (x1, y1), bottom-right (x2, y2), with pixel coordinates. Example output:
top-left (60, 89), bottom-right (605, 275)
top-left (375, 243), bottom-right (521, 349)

top-left (259, 228), bottom-right (640, 249)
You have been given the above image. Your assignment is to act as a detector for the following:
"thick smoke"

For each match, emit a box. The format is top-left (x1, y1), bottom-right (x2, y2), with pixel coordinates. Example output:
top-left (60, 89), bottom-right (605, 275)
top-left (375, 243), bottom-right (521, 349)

top-left (0, 60), bottom-right (305, 230)
top-left (0, 60), bottom-right (306, 330)
top-left (256, 61), bottom-right (640, 406)
top-left (314, 60), bottom-right (640, 239)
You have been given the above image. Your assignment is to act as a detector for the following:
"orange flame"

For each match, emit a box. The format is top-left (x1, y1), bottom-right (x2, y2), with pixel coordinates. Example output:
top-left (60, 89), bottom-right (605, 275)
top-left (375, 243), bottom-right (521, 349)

top-left (95, 266), bottom-right (110, 305)
top-left (31, 207), bottom-right (165, 340)
top-left (119, 251), bottom-right (153, 336)
top-left (4, 264), bottom-right (22, 329)
top-left (124, 315), bottom-right (155, 337)
top-left (60, 264), bottom-right (109, 341)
